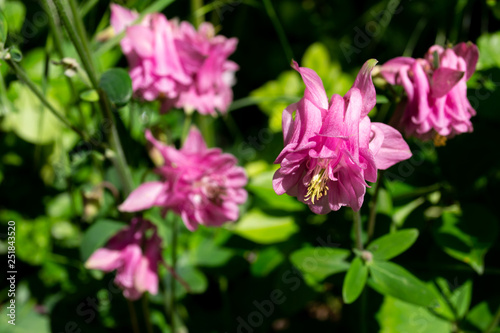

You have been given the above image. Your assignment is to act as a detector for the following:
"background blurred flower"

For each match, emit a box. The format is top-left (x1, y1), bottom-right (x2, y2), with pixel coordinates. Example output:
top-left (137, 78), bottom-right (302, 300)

top-left (380, 42), bottom-right (479, 142)
top-left (119, 127), bottom-right (248, 230)
top-left (110, 4), bottom-right (238, 116)
top-left (85, 218), bottom-right (161, 300)
top-left (273, 60), bottom-right (412, 213)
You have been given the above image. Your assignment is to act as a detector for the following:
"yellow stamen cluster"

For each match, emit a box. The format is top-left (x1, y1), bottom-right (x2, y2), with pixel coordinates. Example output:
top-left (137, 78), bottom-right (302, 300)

top-left (433, 133), bottom-right (447, 147)
top-left (305, 169), bottom-right (329, 204)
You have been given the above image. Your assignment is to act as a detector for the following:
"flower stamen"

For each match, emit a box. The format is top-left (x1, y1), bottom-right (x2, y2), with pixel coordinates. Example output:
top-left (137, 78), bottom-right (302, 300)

top-left (305, 168), bottom-right (329, 204)
top-left (433, 133), bottom-right (447, 147)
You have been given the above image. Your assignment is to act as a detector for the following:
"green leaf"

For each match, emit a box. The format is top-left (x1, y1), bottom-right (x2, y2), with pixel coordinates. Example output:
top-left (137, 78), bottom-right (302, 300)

top-left (99, 68), bottom-right (132, 106)
top-left (3, 82), bottom-right (64, 144)
top-left (433, 204), bottom-right (499, 274)
top-left (290, 247), bottom-right (351, 281)
top-left (376, 296), bottom-right (452, 333)
top-left (477, 32), bottom-right (500, 70)
top-left (369, 261), bottom-right (437, 307)
top-left (80, 89), bottom-right (100, 102)
top-left (189, 237), bottom-right (233, 267)
top-left (343, 257), bottom-right (368, 304)
top-left (302, 42), bottom-right (331, 77)
top-left (451, 280), bottom-right (472, 319)
top-left (367, 229), bottom-right (419, 260)
top-left (248, 171), bottom-right (304, 212)
top-left (251, 247), bottom-right (285, 277)
top-left (466, 300), bottom-right (500, 332)
top-left (230, 209), bottom-right (298, 244)
top-left (250, 70), bottom-right (302, 132)
top-left (80, 219), bottom-right (126, 261)
top-left (0, 9), bottom-right (7, 46)
top-left (3, 1), bottom-right (25, 33)
top-left (16, 217), bottom-right (52, 265)
top-left (174, 265), bottom-right (208, 298)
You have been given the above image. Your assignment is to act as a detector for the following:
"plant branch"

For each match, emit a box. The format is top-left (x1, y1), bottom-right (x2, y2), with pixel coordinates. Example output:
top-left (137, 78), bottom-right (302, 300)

top-left (53, 0), bottom-right (134, 195)
top-left (367, 170), bottom-right (384, 242)
top-left (353, 209), bottom-right (363, 250)
top-left (5, 60), bottom-right (87, 139)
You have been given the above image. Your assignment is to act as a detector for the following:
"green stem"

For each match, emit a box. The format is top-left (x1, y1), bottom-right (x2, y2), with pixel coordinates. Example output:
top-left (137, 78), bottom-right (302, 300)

top-left (367, 170), bottom-right (384, 242)
top-left (170, 216), bottom-right (178, 333)
top-left (126, 300), bottom-right (141, 333)
top-left (43, 0), bottom-right (88, 131)
top-left (53, 0), bottom-right (98, 87)
top-left (101, 94), bottom-right (134, 196)
top-left (191, 0), bottom-right (204, 27)
top-left (485, 304), bottom-right (500, 333)
top-left (198, 114), bottom-right (215, 147)
top-left (181, 113), bottom-right (193, 144)
top-left (5, 60), bottom-right (87, 139)
top-left (353, 209), bottom-right (363, 250)
top-left (262, 0), bottom-right (294, 62)
top-left (142, 294), bottom-right (154, 333)
top-left (54, 0), bottom-right (134, 195)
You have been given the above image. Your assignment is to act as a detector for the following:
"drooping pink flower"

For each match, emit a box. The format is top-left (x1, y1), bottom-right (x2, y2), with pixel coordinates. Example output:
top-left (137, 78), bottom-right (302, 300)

top-left (273, 60), bottom-right (412, 214)
top-left (109, 4), bottom-right (238, 116)
top-left (85, 218), bottom-right (161, 300)
top-left (380, 42), bottom-right (479, 142)
top-left (119, 127), bottom-right (248, 231)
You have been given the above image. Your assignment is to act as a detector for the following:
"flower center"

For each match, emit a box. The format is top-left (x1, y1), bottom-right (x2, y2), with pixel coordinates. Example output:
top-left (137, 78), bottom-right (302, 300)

top-left (194, 176), bottom-right (227, 205)
top-left (433, 133), bottom-right (447, 147)
top-left (305, 168), bottom-right (329, 204)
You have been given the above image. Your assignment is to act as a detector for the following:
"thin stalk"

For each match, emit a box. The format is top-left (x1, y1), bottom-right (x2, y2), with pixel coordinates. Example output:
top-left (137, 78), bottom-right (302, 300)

top-left (54, 0), bottom-right (134, 195)
top-left (170, 217), bottom-right (178, 333)
top-left (53, 0), bottom-right (98, 87)
top-left (367, 170), bottom-right (384, 242)
top-left (181, 113), bottom-right (193, 144)
top-left (485, 304), bottom-right (500, 333)
top-left (191, 0), bottom-right (204, 27)
top-left (353, 209), bottom-right (363, 250)
top-left (43, 0), bottom-right (88, 131)
top-left (198, 114), bottom-right (215, 147)
top-left (262, 0), bottom-right (293, 62)
top-left (126, 300), bottom-right (141, 333)
top-left (6, 60), bottom-right (87, 139)
top-left (101, 93), bottom-right (134, 195)
top-left (142, 294), bottom-right (154, 333)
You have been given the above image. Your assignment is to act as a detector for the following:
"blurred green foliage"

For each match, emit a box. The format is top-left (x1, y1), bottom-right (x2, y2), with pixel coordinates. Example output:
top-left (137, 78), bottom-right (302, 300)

top-left (0, 0), bottom-right (500, 332)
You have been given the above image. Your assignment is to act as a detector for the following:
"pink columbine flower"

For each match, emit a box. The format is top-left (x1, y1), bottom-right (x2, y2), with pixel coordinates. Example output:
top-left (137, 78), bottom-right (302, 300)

top-left (273, 59), bottom-right (412, 214)
top-left (110, 4), bottom-right (238, 116)
top-left (85, 218), bottom-right (161, 300)
top-left (119, 127), bottom-right (248, 231)
top-left (380, 42), bottom-right (479, 142)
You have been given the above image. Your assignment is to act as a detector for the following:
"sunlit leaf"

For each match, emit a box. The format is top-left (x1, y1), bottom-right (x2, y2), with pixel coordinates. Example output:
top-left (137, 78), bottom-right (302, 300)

top-left (230, 209), bottom-right (298, 244)
top-left (0, 9), bottom-right (7, 47)
top-left (369, 261), bottom-right (437, 307)
top-left (342, 257), bottom-right (368, 304)
top-left (376, 296), bottom-right (452, 333)
top-left (367, 229), bottom-right (419, 260)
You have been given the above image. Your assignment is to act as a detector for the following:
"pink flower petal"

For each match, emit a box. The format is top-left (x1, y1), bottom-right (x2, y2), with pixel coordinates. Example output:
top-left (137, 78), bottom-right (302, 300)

top-left (370, 122), bottom-right (412, 170)
top-left (119, 181), bottom-right (166, 212)
top-left (431, 67), bottom-right (464, 98)
top-left (291, 60), bottom-right (328, 110)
